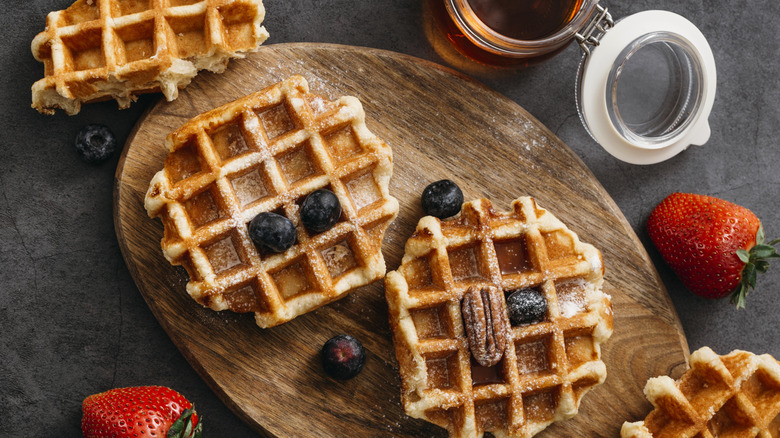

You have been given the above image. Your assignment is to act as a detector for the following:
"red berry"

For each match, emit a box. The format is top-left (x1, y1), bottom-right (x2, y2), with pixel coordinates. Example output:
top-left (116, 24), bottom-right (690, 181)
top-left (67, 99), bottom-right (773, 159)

top-left (647, 192), bottom-right (778, 308)
top-left (81, 386), bottom-right (201, 438)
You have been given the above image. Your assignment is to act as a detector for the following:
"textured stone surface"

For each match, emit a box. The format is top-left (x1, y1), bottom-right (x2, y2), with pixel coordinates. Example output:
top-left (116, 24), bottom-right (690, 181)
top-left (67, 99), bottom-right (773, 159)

top-left (1, 0), bottom-right (778, 436)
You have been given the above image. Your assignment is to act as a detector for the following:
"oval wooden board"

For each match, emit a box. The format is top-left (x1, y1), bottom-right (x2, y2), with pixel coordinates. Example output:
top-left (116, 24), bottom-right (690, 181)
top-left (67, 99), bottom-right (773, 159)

top-left (115, 43), bottom-right (690, 437)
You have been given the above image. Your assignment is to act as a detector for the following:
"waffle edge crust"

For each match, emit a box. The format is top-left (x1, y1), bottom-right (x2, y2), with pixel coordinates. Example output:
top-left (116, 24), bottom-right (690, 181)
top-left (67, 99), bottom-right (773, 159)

top-left (145, 75), bottom-right (399, 328)
top-left (385, 197), bottom-right (613, 438)
top-left (621, 347), bottom-right (780, 438)
top-left (31, 0), bottom-right (269, 115)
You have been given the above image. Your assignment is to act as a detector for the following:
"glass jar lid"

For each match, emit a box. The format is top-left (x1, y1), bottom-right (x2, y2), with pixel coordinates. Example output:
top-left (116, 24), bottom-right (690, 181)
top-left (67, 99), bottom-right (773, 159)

top-left (576, 10), bottom-right (717, 164)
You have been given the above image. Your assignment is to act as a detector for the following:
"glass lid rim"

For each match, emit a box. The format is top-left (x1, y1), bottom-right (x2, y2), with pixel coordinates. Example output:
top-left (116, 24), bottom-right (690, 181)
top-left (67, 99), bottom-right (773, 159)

top-left (605, 31), bottom-right (706, 149)
top-left (576, 9), bottom-right (717, 164)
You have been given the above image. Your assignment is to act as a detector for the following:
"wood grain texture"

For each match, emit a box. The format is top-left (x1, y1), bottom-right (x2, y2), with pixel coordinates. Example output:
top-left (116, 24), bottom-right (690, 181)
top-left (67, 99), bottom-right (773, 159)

top-left (114, 43), bottom-right (690, 437)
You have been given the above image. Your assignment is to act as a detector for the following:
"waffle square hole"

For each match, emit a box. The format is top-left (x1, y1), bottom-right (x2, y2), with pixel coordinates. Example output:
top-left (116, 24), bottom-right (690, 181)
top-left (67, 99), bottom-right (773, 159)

top-left (61, 28), bottom-right (105, 71)
top-left (114, 20), bottom-right (155, 64)
top-left (62, 1), bottom-right (100, 25)
top-left (320, 240), bottom-right (358, 279)
top-left (210, 121), bottom-right (250, 161)
top-left (324, 125), bottom-right (362, 163)
top-left (277, 141), bottom-right (319, 185)
top-left (229, 167), bottom-right (271, 207)
top-left (425, 352), bottom-right (460, 390)
top-left (458, 208), bottom-right (480, 227)
top-left (543, 230), bottom-right (577, 260)
top-left (218, 2), bottom-right (257, 50)
top-left (404, 252), bottom-right (445, 292)
top-left (707, 397), bottom-right (755, 435)
top-left (361, 215), bottom-right (392, 254)
top-left (38, 40), bottom-right (54, 73)
top-left (223, 281), bottom-right (266, 313)
top-left (182, 254), bottom-right (203, 282)
top-left (494, 236), bottom-right (534, 275)
top-left (571, 374), bottom-right (603, 400)
top-left (114, 0), bottom-right (152, 16)
top-left (204, 232), bottom-right (247, 275)
top-left (307, 95), bottom-right (335, 117)
top-left (345, 170), bottom-right (382, 212)
top-left (165, 140), bottom-right (203, 183)
top-left (471, 357), bottom-right (506, 386)
top-left (425, 407), bottom-right (465, 434)
top-left (448, 244), bottom-right (487, 282)
top-left (679, 369), bottom-right (731, 414)
top-left (410, 305), bottom-right (450, 340)
top-left (555, 278), bottom-right (589, 318)
top-left (768, 414), bottom-right (780, 436)
top-left (475, 398), bottom-right (509, 432)
top-left (741, 369), bottom-right (780, 417)
top-left (184, 187), bottom-right (226, 228)
top-left (271, 259), bottom-right (314, 300)
top-left (168, 0), bottom-right (202, 6)
top-left (563, 328), bottom-right (596, 370)
top-left (257, 104), bottom-right (296, 140)
top-left (515, 336), bottom-right (552, 376)
top-left (167, 14), bottom-right (207, 58)
top-left (523, 387), bottom-right (560, 423)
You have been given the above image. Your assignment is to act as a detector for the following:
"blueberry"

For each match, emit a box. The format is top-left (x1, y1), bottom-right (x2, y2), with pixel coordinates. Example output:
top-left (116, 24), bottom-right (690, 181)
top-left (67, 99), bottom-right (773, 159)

top-left (421, 179), bottom-right (463, 219)
top-left (248, 212), bottom-right (296, 253)
top-left (75, 124), bottom-right (117, 164)
top-left (300, 189), bottom-right (341, 233)
top-left (506, 288), bottom-right (547, 326)
top-left (321, 334), bottom-right (366, 380)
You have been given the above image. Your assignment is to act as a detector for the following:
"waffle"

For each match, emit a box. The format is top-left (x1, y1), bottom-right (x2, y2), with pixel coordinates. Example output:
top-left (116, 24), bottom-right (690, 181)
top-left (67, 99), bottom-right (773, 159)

top-left (145, 75), bottom-right (399, 328)
top-left (621, 347), bottom-right (780, 438)
top-left (31, 0), bottom-right (269, 115)
top-left (385, 197), bottom-right (613, 438)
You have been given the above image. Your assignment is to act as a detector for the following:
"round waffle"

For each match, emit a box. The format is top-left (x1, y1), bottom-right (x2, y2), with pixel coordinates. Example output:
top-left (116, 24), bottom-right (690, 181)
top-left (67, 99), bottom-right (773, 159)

top-left (385, 197), bottom-right (613, 438)
top-left (145, 75), bottom-right (399, 328)
top-left (622, 347), bottom-right (780, 438)
top-left (31, 0), bottom-right (269, 115)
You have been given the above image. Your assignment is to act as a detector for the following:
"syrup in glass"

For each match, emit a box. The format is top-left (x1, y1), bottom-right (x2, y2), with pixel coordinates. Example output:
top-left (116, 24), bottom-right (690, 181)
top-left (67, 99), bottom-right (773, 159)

top-left (429, 0), bottom-right (587, 67)
top-left (468, 0), bottom-right (583, 41)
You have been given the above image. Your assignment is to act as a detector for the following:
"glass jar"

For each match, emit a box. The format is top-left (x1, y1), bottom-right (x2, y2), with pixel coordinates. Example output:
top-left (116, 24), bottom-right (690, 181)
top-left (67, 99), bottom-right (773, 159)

top-left (438, 0), bottom-right (601, 67)
top-left (432, 1), bottom-right (718, 164)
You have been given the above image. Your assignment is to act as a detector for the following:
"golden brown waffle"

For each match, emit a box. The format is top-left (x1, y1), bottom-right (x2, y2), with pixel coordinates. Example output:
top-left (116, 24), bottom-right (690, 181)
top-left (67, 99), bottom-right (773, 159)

top-left (145, 75), bottom-right (399, 328)
top-left (621, 347), bottom-right (780, 438)
top-left (385, 197), bottom-right (613, 438)
top-left (31, 0), bottom-right (269, 115)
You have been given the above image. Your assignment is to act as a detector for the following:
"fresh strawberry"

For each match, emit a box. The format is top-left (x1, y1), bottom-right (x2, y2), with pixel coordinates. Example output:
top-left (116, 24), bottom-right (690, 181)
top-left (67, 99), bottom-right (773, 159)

top-left (81, 386), bottom-right (202, 438)
top-left (647, 192), bottom-right (779, 308)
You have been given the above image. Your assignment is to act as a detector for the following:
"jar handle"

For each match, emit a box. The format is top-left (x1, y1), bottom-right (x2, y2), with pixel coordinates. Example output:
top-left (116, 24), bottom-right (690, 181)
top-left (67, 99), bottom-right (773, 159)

top-left (688, 123), bottom-right (711, 147)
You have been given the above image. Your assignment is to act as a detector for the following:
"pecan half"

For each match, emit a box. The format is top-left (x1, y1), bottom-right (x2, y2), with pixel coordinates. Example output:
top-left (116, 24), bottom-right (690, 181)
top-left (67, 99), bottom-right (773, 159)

top-left (462, 285), bottom-right (509, 367)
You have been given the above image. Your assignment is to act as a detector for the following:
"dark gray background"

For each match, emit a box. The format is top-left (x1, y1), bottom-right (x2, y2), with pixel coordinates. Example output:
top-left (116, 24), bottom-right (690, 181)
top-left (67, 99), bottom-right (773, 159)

top-left (2, 0), bottom-right (778, 436)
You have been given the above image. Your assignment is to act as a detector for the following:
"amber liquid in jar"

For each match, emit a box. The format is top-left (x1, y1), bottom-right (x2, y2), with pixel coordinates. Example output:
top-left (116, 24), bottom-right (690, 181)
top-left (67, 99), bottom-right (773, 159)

top-left (430, 0), bottom-right (585, 67)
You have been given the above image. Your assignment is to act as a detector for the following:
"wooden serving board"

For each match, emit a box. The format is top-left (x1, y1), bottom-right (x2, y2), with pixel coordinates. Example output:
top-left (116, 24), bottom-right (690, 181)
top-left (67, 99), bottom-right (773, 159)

top-left (114, 43), bottom-right (690, 437)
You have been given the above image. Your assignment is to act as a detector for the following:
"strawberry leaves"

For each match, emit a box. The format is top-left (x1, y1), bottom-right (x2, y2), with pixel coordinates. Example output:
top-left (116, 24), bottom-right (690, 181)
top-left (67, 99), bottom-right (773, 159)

top-left (731, 226), bottom-right (780, 309)
top-left (167, 408), bottom-right (202, 438)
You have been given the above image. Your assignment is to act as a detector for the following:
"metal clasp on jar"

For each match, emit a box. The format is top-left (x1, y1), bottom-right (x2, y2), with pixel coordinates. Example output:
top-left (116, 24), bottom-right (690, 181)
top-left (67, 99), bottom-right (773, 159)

top-left (575, 5), bottom-right (614, 56)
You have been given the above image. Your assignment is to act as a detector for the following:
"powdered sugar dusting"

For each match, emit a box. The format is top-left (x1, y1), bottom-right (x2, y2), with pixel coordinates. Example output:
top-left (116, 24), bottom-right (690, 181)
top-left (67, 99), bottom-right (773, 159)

top-left (205, 237), bottom-right (241, 274)
top-left (346, 173), bottom-right (381, 211)
top-left (515, 340), bottom-right (549, 374)
top-left (231, 169), bottom-right (267, 206)
top-left (556, 278), bottom-right (588, 318)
